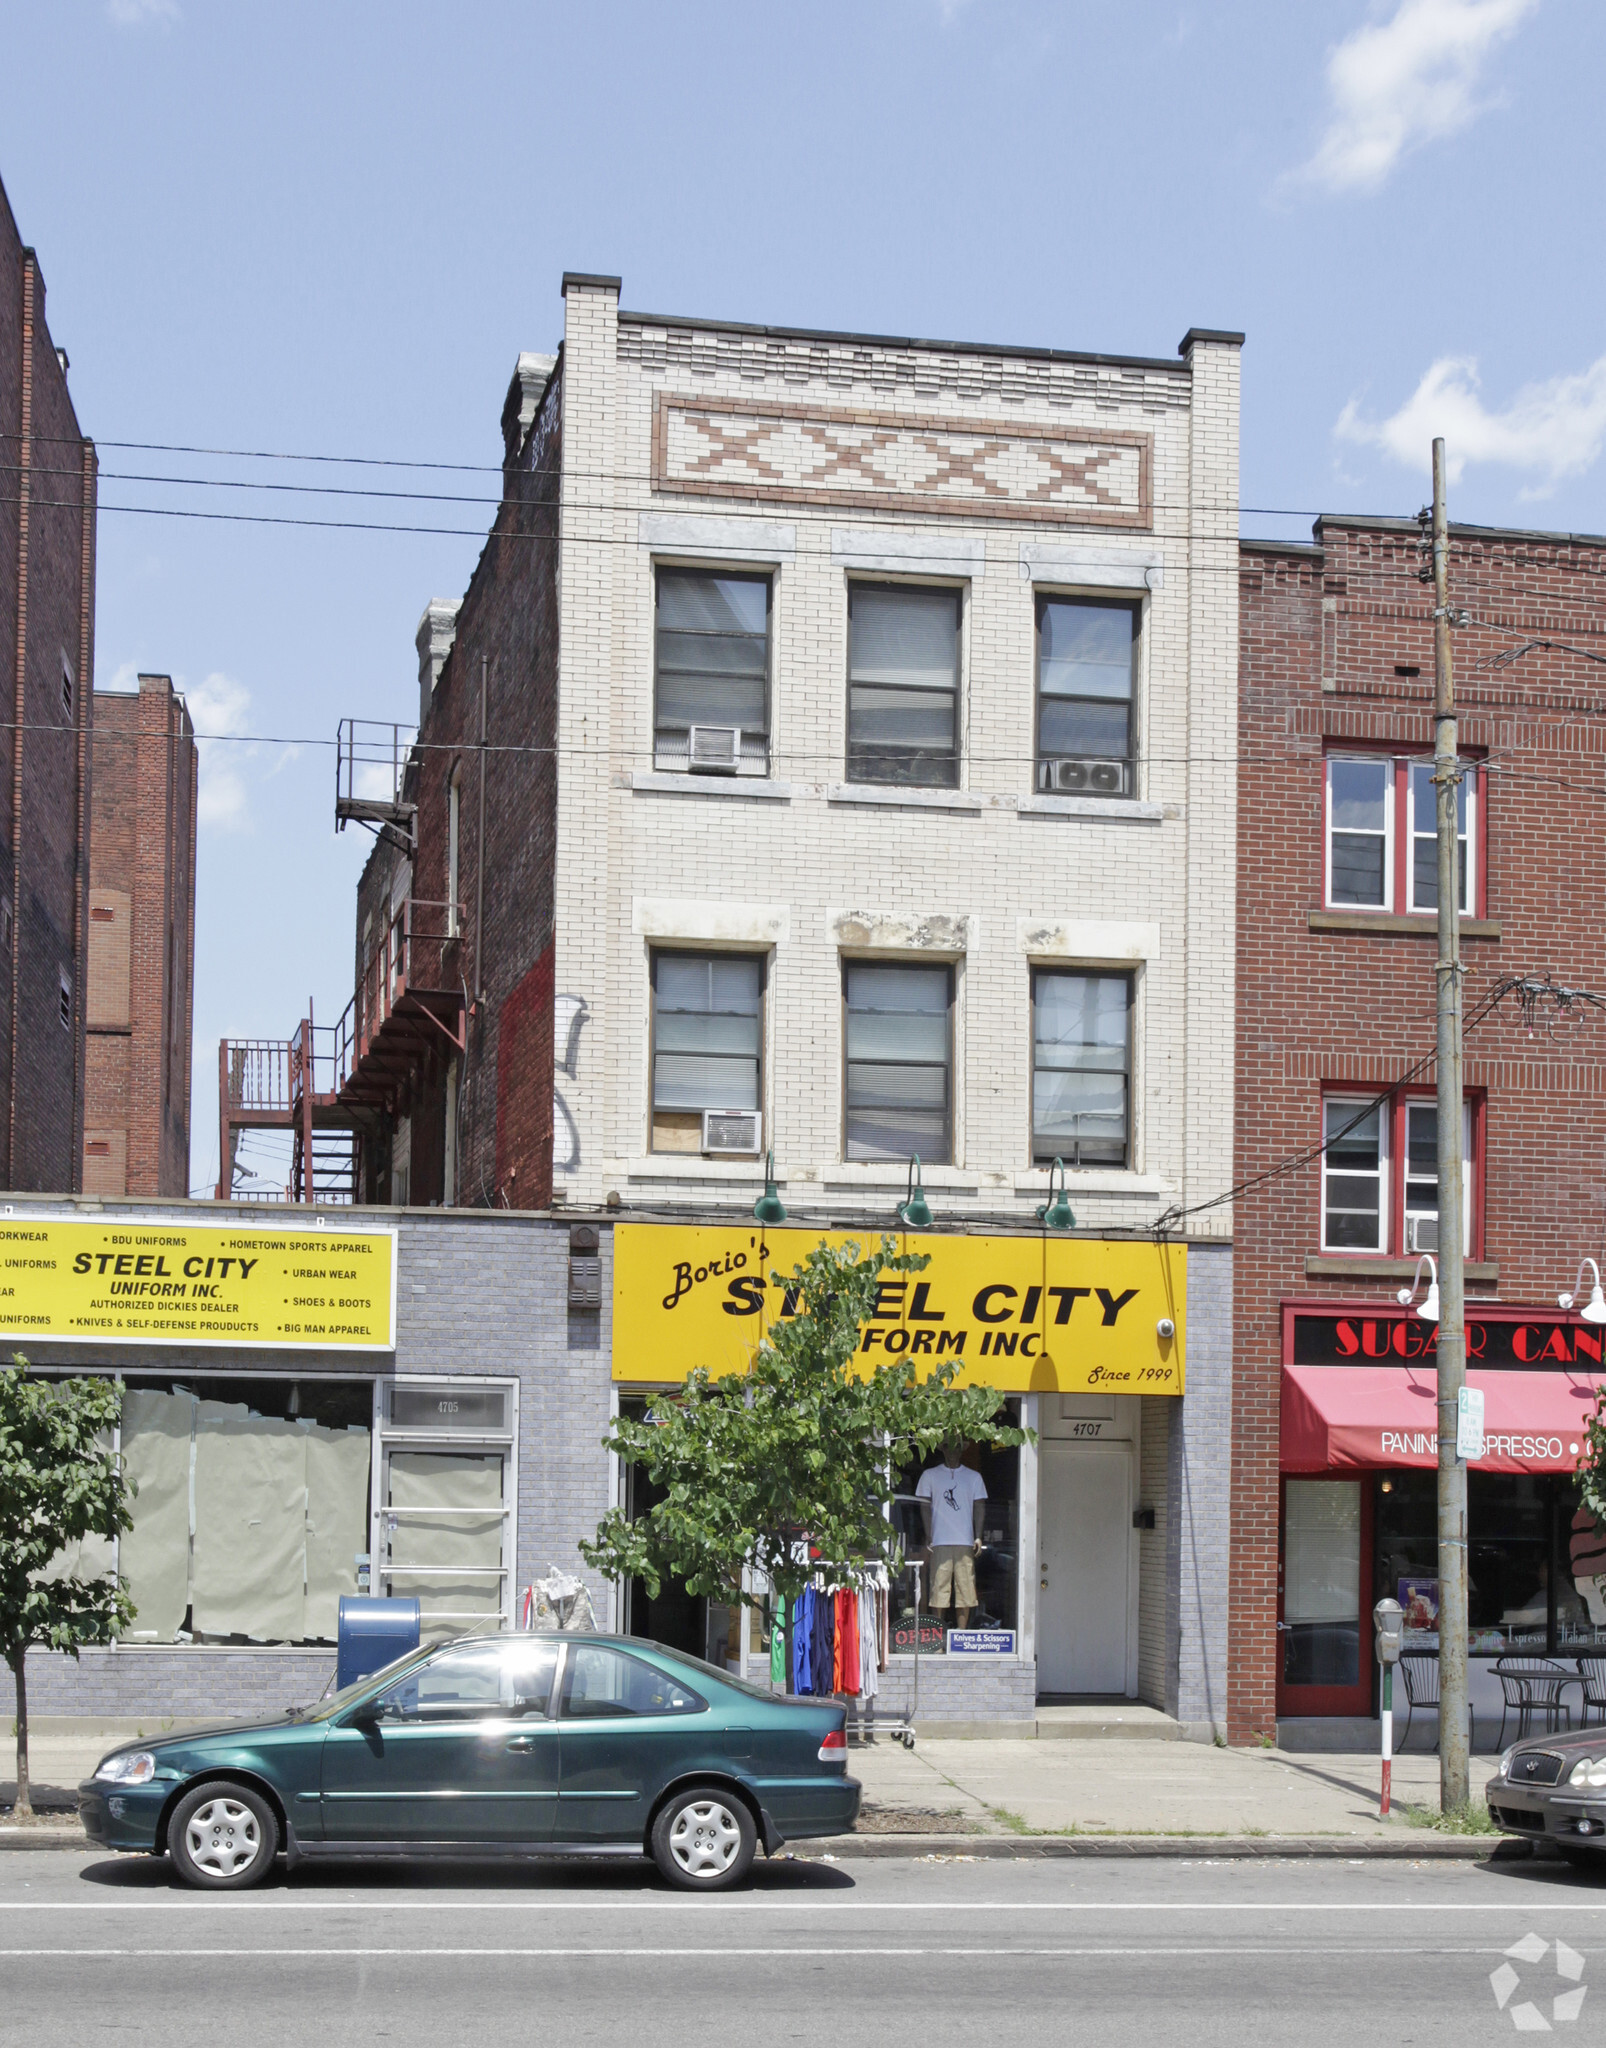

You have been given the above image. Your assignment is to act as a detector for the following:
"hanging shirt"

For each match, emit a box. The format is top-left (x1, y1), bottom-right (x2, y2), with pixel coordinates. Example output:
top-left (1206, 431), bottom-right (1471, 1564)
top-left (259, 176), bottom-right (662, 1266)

top-left (837, 1588), bottom-right (860, 1696)
top-left (916, 1462), bottom-right (988, 1546)
top-left (793, 1587), bottom-right (814, 1695)
top-left (771, 1595), bottom-right (787, 1686)
top-left (812, 1582), bottom-right (834, 1695)
top-left (858, 1586), bottom-right (879, 1699)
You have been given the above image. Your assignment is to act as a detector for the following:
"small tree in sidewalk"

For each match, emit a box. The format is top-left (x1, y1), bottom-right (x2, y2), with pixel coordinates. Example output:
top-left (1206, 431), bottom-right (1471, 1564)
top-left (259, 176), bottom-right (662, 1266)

top-left (0, 1360), bottom-right (132, 1817)
top-left (581, 1237), bottom-right (1030, 1645)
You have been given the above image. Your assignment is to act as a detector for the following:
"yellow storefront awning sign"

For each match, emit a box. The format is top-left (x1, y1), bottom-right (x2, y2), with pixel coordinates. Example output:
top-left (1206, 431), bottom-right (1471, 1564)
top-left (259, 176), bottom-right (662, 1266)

top-left (612, 1224), bottom-right (1184, 1395)
top-left (0, 1220), bottom-right (398, 1351)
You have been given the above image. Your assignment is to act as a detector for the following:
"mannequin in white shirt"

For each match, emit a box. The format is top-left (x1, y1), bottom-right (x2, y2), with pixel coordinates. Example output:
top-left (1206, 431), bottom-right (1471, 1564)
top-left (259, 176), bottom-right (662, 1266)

top-left (916, 1442), bottom-right (987, 1633)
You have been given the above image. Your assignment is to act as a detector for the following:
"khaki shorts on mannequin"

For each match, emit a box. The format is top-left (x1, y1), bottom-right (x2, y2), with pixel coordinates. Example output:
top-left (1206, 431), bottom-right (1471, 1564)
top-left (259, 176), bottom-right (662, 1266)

top-left (929, 1545), bottom-right (977, 1609)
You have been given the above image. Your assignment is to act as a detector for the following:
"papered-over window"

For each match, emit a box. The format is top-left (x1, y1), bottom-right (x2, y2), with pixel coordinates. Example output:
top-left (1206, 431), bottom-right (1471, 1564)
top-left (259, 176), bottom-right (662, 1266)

top-left (116, 1380), bottom-right (371, 1646)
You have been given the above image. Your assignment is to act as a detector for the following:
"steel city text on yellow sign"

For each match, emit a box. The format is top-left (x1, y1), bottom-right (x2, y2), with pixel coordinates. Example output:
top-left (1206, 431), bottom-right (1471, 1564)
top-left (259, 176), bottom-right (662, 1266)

top-left (612, 1226), bottom-right (1184, 1394)
top-left (0, 1220), bottom-right (397, 1350)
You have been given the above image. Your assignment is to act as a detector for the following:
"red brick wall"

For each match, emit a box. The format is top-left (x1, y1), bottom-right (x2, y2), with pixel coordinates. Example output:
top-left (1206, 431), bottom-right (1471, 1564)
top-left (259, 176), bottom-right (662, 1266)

top-left (85, 677), bottom-right (197, 1196)
top-left (0, 172), bottom-right (94, 1193)
top-left (1232, 516), bottom-right (1606, 1741)
top-left (404, 364), bottom-right (562, 1209)
top-left (494, 940), bottom-right (555, 1208)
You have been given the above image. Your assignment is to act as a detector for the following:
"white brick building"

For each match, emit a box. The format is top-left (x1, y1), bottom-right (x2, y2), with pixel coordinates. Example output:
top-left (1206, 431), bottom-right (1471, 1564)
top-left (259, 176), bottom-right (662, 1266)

top-left (549, 276), bottom-right (1240, 1241)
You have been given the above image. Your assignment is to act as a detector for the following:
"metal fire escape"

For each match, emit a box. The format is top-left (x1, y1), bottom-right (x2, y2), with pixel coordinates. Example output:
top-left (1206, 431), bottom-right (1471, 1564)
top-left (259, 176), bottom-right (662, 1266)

top-left (215, 722), bottom-right (465, 1205)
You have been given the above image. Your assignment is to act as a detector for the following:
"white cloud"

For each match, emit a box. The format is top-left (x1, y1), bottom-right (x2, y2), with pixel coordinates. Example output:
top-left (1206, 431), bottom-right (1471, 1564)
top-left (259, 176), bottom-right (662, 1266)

top-left (1293, 0), bottom-right (1537, 195)
top-left (106, 0), bottom-right (180, 24)
top-left (1335, 351), bottom-right (1606, 493)
top-left (182, 671), bottom-right (255, 832)
top-left (99, 660), bottom-right (140, 696)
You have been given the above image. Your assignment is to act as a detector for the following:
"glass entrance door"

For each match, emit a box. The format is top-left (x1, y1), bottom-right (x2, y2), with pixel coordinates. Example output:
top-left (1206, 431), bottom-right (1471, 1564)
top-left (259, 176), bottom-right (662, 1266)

top-left (1277, 1477), bottom-right (1372, 1718)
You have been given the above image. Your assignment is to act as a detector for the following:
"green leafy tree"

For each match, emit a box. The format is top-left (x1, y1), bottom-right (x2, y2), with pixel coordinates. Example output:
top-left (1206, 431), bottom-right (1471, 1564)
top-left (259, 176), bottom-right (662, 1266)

top-left (0, 1360), bottom-right (133, 1816)
top-left (581, 1237), bottom-right (1030, 1638)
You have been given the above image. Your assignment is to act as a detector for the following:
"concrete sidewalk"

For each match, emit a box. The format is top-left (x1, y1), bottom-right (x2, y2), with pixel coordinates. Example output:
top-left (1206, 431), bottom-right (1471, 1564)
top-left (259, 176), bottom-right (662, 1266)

top-left (4, 1725), bottom-right (1501, 1842)
top-left (849, 1734), bottom-right (1497, 1839)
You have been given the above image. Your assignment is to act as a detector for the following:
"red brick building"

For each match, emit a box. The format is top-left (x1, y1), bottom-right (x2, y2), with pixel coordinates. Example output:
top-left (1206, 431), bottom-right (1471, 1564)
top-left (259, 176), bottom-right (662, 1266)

top-left (0, 171), bottom-right (96, 1193)
top-left (83, 674), bottom-right (197, 1196)
top-left (1235, 514), bottom-right (1606, 1744)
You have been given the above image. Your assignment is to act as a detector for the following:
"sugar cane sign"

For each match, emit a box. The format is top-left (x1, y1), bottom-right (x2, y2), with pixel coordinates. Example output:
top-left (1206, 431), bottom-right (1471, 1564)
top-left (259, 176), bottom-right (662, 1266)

top-left (611, 1224), bottom-right (1185, 1394)
top-left (0, 1221), bottom-right (397, 1350)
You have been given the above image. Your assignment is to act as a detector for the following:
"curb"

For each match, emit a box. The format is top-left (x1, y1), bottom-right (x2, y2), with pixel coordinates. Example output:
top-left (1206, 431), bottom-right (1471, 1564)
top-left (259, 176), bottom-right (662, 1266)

top-left (0, 1828), bottom-right (89, 1852)
top-left (1, 1825), bottom-right (1536, 1863)
top-left (793, 1831), bottom-right (1536, 1860)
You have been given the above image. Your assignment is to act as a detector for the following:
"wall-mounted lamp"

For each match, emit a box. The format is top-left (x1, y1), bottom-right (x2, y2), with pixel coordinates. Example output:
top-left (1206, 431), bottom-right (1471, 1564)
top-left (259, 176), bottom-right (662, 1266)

top-left (896, 1156), bottom-right (933, 1231)
top-left (1035, 1157), bottom-right (1076, 1232)
top-left (1560, 1258), bottom-right (1606, 1325)
top-left (752, 1151), bottom-right (787, 1226)
top-left (1396, 1253), bottom-right (1439, 1324)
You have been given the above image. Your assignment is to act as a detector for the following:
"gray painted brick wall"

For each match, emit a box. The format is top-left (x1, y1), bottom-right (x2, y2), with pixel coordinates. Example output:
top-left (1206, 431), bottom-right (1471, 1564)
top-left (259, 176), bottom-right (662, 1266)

top-left (1, 1203), bottom-right (1230, 1736)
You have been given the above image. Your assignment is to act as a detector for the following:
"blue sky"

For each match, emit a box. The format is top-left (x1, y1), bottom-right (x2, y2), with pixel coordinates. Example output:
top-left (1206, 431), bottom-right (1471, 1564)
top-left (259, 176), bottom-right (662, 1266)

top-left (0, 0), bottom-right (1597, 1195)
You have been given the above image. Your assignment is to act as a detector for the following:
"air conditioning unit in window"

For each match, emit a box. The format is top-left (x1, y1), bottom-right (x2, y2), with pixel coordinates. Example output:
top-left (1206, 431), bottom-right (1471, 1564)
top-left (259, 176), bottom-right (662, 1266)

top-left (688, 725), bottom-right (741, 773)
top-left (703, 1109), bottom-right (762, 1156)
top-left (1039, 756), bottom-right (1131, 797)
top-left (1408, 1214), bottom-right (1439, 1254)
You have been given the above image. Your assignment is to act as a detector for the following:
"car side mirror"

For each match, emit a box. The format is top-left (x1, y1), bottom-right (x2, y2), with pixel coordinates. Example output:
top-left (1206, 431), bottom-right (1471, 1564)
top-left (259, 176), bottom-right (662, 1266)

top-left (347, 1695), bottom-right (388, 1727)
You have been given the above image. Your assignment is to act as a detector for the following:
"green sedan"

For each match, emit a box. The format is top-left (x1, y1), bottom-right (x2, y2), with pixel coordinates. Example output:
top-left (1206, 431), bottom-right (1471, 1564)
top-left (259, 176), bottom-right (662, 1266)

top-left (78, 1631), bottom-right (859, 1892)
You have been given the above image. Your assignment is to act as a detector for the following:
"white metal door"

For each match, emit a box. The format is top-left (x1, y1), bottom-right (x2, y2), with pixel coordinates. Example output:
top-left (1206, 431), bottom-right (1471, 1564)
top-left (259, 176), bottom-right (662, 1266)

top-left (1037, 1442), bottom-right (1132, 1695)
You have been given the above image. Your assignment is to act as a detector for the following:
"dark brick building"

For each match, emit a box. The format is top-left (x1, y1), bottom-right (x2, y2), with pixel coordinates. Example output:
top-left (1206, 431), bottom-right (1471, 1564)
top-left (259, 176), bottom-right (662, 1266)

top-left (0, 171), bottom-right (95, 1193)
top-left (1235, 514), bottom-right (1606, 1745)
top-left (83, 674), bottom-right (197, 1196)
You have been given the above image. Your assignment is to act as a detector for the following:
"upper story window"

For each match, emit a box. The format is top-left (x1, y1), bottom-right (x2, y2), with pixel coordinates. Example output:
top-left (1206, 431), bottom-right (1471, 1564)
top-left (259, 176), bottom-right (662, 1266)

top-left (1325, 754), bottom-right (1475, 913)
top-left (653, 571), bottom-right (770, 776)
top-left (843, 961), bottom-right (952, 1164)
top-left (650, 951), bottom-right (763, 1156)
top-left (847, 584), bottom-right (961, 788)
top-left (1031, 970), bottom-right (1131, 1167)
top-left (1320, 1090), bottom-right (1478, 1257)
top-left (1035, 597), bottom-right (1138, 799)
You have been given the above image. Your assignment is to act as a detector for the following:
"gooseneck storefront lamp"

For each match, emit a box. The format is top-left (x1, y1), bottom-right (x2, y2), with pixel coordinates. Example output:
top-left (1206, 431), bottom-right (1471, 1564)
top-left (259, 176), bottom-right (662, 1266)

top-left (1036, 1156), bottom-right (1076, 1232)
top-left (752, 1151), bottom-right (788, 1226)
top-left (1559, 1258), bottom-right (1606, 1325)
top-left (896, 1156), bottom-right (933, 1231)
top-left (1396, 1253), bottom-right (1439, 1324)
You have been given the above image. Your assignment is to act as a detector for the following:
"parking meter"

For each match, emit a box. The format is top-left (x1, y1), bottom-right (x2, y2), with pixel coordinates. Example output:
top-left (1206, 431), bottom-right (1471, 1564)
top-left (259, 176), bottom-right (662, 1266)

top-left (1373, 1598), bottom-right (1404, 1815)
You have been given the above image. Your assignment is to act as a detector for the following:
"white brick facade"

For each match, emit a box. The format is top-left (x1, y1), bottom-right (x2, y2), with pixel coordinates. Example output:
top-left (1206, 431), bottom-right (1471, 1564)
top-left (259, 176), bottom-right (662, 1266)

top-left (551, 279), bottom-right (1239, 1238)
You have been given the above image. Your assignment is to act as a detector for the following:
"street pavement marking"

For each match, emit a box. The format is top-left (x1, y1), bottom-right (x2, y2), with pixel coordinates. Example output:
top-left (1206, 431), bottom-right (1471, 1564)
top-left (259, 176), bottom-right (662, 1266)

top-left (0, 1945), bottom-right (1583, 1959)
top-left (1, 1898), bottom-right (1602, 1913)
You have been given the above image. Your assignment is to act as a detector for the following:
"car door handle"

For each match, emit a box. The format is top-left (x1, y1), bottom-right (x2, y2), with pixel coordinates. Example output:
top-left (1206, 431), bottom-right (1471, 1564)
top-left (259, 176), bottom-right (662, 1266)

top-left (506, 1735), bottom-right (538, 1753)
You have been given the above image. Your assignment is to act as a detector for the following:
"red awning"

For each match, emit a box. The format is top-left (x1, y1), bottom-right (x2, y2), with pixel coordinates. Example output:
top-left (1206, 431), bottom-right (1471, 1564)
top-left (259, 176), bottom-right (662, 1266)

top-left (1281, 1364), bottom-right (1602, 1475)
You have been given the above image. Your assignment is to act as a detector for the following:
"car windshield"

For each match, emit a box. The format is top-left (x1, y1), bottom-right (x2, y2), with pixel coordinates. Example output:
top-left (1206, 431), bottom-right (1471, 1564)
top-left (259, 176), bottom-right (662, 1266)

top-left (301, 1644), bottom-right (438, 1723)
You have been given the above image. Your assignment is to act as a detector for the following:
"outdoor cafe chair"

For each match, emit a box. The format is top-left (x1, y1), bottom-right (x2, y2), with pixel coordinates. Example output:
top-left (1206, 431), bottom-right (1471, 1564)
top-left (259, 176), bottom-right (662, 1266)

top-left (1495, 1656), bottom-right (1577, 1750)
top-left (1398, 1648), bottom-right (1439, 1751)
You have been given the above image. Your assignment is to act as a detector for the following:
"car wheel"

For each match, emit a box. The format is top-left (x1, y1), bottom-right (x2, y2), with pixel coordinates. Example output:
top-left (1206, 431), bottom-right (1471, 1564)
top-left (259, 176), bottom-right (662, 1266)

top-left (168, 1782), bottom-right (279, 1891)
top-left (650, 1784), bottom-right (757, 1891)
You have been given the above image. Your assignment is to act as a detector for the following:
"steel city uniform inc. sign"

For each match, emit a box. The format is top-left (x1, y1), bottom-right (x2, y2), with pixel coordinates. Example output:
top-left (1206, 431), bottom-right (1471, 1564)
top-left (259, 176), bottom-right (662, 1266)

top-left (611, 1225), bottom-right (1185, 1394)
top-left (0, 1220), bottom-right (398, 1350)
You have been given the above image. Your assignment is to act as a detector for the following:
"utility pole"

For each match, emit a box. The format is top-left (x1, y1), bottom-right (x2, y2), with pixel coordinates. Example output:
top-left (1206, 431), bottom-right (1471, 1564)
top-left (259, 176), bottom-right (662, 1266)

top-left (1431, 435), bottom-right (1470, 1812)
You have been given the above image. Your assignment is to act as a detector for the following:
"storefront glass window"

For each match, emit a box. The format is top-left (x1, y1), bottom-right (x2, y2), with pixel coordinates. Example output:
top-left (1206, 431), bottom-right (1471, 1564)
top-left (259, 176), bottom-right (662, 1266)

top-left (1282, 1478), bottom-right (1361, 1687)
top-left (889, 1413), bottom-right (1020, 1652)
top-left (109, 1375), bottom-right (372, 1647)
top-left (1373, 1470), bottom-right (1598, 1655)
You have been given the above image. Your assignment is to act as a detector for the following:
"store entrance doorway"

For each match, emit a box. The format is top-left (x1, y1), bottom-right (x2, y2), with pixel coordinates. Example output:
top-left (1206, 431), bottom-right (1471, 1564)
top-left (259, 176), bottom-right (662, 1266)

top-left (1037, 1442), bottom-right (1133, 1695)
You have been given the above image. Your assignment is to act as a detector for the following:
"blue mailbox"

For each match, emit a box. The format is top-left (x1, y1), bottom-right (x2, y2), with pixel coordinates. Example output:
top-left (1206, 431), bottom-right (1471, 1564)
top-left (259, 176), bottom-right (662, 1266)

top-left (336, 1596), bottom-right (421, 1691)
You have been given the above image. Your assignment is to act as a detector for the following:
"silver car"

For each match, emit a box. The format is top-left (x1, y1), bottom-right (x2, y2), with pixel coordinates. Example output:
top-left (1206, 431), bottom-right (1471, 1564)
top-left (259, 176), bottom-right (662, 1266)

top-left (1488, 1735), bottom-right (1606, 1865)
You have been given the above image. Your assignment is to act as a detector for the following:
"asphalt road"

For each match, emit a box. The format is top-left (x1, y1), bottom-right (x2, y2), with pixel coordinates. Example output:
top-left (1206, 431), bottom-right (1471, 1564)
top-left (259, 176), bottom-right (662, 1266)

top-left (4, 1846), bottom-right (1606, 2044)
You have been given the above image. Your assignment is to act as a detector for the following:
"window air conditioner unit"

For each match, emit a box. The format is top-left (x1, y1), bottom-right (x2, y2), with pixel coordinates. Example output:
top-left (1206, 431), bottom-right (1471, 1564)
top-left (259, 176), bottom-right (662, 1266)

top-left (688, 725), bottom-right (741, 773)
top-left (703, 1109), bottom-right (762, 1156)
top-left (1038, 755), bottom-right (1130, 797)
top-left (1408, 1214), bottom-right (1439, 1254)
